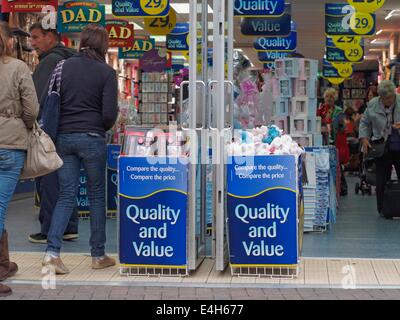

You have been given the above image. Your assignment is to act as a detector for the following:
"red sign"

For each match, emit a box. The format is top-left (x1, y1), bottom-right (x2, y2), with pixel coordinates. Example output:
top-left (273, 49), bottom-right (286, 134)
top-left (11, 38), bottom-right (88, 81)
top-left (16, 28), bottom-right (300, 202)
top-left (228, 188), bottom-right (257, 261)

top-left (8, 0), bottom-right (58, 12)
top-left (106, 20), bottom-right (134, 48)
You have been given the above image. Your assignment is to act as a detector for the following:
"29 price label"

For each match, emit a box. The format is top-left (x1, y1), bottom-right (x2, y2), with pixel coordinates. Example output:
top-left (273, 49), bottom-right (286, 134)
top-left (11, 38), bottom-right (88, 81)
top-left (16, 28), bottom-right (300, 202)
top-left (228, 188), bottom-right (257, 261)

top-left (144, 7), bottom-right (177, 35)
top-left (345, 45), bottom-right (364, 62)
top-left (140, 0), bottom-right (168, 16)
top-left (347, 0), bottom-right (386, 13)
top-left (331, 62), bottom-right (353, 78)
top-left (349, 12), bottom-right (375, 35)
top-left (332, 36), bottom-right (363, 51)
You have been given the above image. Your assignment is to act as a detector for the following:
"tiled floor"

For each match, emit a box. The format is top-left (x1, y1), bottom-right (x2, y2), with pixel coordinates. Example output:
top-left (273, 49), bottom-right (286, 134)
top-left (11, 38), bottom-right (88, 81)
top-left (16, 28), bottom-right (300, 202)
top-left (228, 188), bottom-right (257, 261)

top-left (7, 253), bottom-right (400, 289)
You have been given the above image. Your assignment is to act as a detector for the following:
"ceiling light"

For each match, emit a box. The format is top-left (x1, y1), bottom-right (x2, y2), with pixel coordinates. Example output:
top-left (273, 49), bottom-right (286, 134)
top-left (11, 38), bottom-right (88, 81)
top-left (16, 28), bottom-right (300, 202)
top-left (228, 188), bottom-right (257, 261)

top-left (385, 9), bottom-right (400, 20)
top-left (371, 39), bottom-right (377, 44)
top-left (376, 29), bottom-right (383, 35)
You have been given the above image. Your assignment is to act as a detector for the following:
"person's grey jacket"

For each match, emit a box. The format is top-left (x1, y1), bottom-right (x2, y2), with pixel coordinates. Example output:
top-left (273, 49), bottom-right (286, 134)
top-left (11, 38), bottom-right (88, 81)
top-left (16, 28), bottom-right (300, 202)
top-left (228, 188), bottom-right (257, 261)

top-left (359, 95), bottom-right (400, 142)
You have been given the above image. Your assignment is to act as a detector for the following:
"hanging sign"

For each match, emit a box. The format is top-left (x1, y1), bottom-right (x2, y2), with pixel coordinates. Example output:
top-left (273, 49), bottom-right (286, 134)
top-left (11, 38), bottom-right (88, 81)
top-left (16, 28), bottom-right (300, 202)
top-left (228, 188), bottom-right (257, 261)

top-left (264, 62), bottom-right (276, 70)
top-left (227, 155), bottom-right (300, 267)
top-left (234, 0), bottom-right (285, 17)
top-left (140, 48), bottom-right (168, 72)
top-left (144, 7), bottom-right (176, 35)
top-left (323, 60), bottom-right (353, 79)
top-left (118, 37), bottom-right (155, 59)
top-left (254, 31), bottom-right (297, 51)
top-left (112, 0), bottom-right (170, 18)
top-left (258, 50), bottom-right (293, 62)
top-left (166, 23), bottom-right (189, 51)
top-left (57, 1), bottom-right (105, 33)
top-left (8, 0), bottom-right (58, 12)
top-left (106, 20), bottom-right (134, 48)
top-left (326, 37), bottom-right (364, 63)
top-left (325, 3), bottom-right (376, 37)
top-left (331, 35), bottom-right (364, 51)
top-left (347, 0), bottom-right (385, 13)
top-left (241, 13), bottom-right (291, 36)
top-left (119, 156), bottom-right (188, 268)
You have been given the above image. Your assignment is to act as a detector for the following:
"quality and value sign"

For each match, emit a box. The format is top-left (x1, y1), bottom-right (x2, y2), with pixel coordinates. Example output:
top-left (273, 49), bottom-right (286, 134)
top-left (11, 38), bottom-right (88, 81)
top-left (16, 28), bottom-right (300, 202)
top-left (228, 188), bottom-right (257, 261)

top-left (106, 20), bottom-right (134, 48)
top-left (325, 3), bottom-right (376, 37)
top-left (241, 13), bottom-right (291, 36)
top-left (118, 36), bottom-right (155, 59)
top-left (112, 0), bottom-right (170, 18)
top-left (254, 31), bottom-right (297, 51)
top-left (8, 0), bottom-right (58, 12)
top-left (119, 157), bottom-right (188, 268)
top-left (166, 23), bottom-right (189, 52)
top-left (323, 60), bottom-right (353, 79)
top-left (326, 37), bottom-right (364, 63)
top-left (227, 155), bottom-right (300, 266)
top-left (234, 0), bottom-right (285, 17)
top-left (57, 1), bottom-right (105, 33)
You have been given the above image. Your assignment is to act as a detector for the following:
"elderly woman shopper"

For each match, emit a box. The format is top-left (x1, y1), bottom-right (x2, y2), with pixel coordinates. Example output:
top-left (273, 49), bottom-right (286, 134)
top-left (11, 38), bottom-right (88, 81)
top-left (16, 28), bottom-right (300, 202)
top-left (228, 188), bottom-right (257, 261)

top-left (359, 80), bottom-right (400, 217)
top-left (0, 22), bottom-right (39, 296)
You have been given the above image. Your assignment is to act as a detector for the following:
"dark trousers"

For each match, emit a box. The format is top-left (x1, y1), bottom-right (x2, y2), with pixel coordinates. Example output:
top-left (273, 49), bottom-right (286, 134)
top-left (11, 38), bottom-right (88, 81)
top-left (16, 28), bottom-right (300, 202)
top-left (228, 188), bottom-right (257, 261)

top-left (36, 171), bottom-right (79, 236)
top-left (375, 150), bottom-right (400, 213)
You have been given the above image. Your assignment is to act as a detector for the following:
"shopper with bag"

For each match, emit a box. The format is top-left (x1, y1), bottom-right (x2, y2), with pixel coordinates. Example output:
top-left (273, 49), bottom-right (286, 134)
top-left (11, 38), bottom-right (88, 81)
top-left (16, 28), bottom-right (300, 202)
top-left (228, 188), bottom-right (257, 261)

top-left (42, 24), bottom-right (118, 274)
top-left (359, 80), bottom-right (400, 217)
top-left (0, 22), bottom-right (39, 297)
top-left (29, 22), bottom-right (79, 245)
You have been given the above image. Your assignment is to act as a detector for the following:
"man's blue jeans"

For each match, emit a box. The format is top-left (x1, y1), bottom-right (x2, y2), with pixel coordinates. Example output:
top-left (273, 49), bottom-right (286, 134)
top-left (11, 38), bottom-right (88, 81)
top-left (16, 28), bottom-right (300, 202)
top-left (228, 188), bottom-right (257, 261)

top-left (46, 133), bottom-right (107, 257)
top-left (0, 149), bottom-right (25, 235)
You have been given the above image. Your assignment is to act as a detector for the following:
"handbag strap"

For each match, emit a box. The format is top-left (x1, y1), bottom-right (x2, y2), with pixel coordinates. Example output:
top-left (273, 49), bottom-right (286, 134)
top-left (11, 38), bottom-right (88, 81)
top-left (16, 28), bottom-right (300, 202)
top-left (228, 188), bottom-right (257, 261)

top-left (47, 60), bottom-right (66, 96)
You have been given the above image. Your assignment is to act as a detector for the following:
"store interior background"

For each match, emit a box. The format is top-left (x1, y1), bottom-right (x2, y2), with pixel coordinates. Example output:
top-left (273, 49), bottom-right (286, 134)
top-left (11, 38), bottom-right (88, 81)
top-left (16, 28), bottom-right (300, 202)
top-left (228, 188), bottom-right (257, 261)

top-left (5, 0), bottom-right (400, 260)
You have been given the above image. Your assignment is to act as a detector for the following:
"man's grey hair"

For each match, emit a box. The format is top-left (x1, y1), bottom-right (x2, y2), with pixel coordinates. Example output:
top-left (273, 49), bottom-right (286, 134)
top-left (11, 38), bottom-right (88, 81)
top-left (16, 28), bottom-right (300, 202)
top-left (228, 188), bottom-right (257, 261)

top-left (378, 80), bottom-right (396, 98)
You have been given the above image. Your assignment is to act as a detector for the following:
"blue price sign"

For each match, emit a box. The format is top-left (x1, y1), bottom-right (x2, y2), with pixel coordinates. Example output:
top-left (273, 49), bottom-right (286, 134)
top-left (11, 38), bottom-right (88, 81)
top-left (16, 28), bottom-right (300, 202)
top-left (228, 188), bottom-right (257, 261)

top-left (241, 13), bottom-right (291, 36)
top-left (227, 156), bottom-right (300, 266)
top-left (258, 50), bottom-right (293, 62)
top-left (326, 37), bottom-right (364, 63)
top-left (166, 23), bottom-right (189, 51)
top-left (57, 1), bottom-right (105, 33)
top-left (77, 166), bottom-right (90, 215)
top-left (119, 157), bottom-right (188, 268)
top-left (112, 0), bottom-right (170, 18)
top-left (254, 31), bottom-right (297, 51)
top-left (234, 0), bottom-right (285, 17)
top-left (325, 3), bottom-right (376, 37)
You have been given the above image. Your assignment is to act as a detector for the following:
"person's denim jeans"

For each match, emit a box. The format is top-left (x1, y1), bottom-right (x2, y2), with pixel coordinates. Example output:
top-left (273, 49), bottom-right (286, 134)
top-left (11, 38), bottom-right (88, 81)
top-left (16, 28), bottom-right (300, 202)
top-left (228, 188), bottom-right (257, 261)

top-left (46, 133), bottom-right (107, 257)
top-left (0, 149), bottom-right (25, 235)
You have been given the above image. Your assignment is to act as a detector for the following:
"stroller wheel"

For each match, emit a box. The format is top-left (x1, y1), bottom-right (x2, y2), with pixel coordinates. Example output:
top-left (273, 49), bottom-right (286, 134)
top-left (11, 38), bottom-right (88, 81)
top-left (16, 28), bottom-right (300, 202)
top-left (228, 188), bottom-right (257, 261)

top-left (355, 183), bottom-right (360, 195)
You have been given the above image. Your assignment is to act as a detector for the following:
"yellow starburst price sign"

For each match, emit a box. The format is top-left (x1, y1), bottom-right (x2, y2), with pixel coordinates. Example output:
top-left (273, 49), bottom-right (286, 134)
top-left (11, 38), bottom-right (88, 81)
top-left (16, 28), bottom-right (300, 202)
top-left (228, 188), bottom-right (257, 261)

top-left (347, 0), bottom-right (385, 13)
top-left (332, 36), bottom-right (363, 51)
top-left (350, 12), bottom-right (375, 35)
top-left (326, 77), bottom-right (345, 85)
top-left (344, 45), bottom-right (364, 62)
top-left (140, 0), bottom-right (169, 16)
top-left (331, 62), bottom-right (353, 78)
top-left (144, 7), bottom-right (177, 35)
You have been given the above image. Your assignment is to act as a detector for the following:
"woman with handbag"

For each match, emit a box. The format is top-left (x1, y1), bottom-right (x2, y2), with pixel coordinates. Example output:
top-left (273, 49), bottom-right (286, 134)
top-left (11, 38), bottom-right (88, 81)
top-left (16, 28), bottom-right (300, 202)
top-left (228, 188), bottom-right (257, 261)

top-left (359, 80), bottom-right (400, 217)
top-left (42, 24), bottom-right (118, 274)
top-left (0, 22), bottom-right (39, 296)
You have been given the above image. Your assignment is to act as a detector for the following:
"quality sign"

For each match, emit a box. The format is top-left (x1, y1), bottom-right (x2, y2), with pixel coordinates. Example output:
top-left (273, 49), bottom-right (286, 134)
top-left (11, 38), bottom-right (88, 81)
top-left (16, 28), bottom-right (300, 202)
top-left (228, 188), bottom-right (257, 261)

top-left (254, 31), bottom-right (297, 51)
top-left (241, 13), bottom-right (291, 36)
top-left (112, 0), bottom-right (170, 18)
top-left (326, 37), bottom-right (364, 63)
top-left (58, 1), bottom-right (105, 33)
top-left (234, 0), bottom-right (285, 17)
top-left (166, 23), bottom-right (189, 52)
top-left (325, 3), bottom-right (376, 37)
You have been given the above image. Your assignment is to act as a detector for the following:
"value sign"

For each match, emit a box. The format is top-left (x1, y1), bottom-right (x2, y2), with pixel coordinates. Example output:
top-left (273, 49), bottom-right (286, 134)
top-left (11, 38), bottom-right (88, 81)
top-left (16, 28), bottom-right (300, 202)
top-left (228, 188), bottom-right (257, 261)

top-left (106, 20), bottom-right (134, 48)
top-left (57, 1), bottom-right (105, 33)
top-left (112, 0), bottom-right (170, 18)
top-left (258, 50), bottom-right (293, 62)
top-left (241, 13), bottom-right (291, 36)
top-left (234, 0), bottom-right (285, 17)
top-left (144, 7), bottom-right (176, 35)
top-left (254, 31), bottom-right (297, 51)
top-left (325, 3), bottom-right (376, 37)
